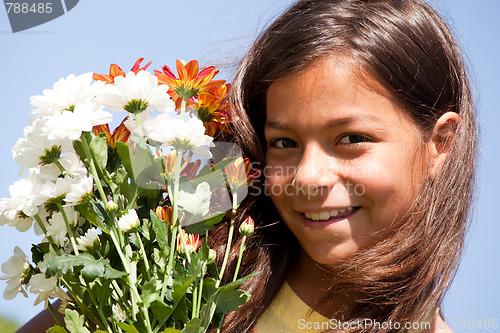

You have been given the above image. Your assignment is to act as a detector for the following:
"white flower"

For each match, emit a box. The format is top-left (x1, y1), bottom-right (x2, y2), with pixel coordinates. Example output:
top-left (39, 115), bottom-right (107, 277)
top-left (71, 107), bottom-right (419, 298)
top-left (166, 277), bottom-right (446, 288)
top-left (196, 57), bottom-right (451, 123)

top-left (112, 304), bottom-right (127, 322)
top-left (36, 175), bottom-right (74, 204)
top-left (30, 72), bottom-right (105, 118)
top-left (99, 71), bottom-right (174, 113)
top-left (64, 175), bottom-right (93, 205)
top-left (0, 171), bottom-right (44, 232)
top-left (0, 247), bottom-right (31, 300)
top-left (46, 207), bottom-right (78, 246)
top-left (123, 109), bottom-right (153, 136)
top-left (29, 273), bottom-right (60, 308)
top-left (43, 101), bottom-right (112, 142)
top-left (117, 209), bottom-right (140, 232)
top-left (12, 119), bottom-right (73, 175)
top-left (144, 114), bottom-right (214, 158)
top-left (76, 228), bottom-right (99, 251)
top-left (178, 182), bottom-right (211, 218)
top-left (38, 152), bottom-right (88, 182)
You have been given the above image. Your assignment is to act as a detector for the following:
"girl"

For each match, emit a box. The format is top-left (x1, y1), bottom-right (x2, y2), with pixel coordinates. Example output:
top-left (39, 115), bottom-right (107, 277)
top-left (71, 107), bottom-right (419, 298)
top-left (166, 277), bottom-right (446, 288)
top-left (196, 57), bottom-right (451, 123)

top-left (215, 0), bottom-right (477, 332)
top-left (16, 0), bottom-right (476, 332)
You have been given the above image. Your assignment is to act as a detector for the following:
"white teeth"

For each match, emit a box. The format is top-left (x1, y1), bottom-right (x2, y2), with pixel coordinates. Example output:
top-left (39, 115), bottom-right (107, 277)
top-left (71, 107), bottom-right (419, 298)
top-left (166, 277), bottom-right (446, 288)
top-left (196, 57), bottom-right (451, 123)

top-left (319, 211), bottom-right (330, 220)
top-left (304, 207), bottom-right (355, 221)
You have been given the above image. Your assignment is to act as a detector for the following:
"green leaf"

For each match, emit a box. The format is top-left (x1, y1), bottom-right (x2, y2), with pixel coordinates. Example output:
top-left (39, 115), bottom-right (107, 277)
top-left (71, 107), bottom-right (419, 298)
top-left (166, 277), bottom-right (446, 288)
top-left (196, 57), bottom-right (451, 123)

top-left (117, 323), bottom-right (139, 333)
top-left (153, 265), bottom-right (201, 327)
top-left (73, 140), bottom-right (88, 166)
top-left (141, 277), bottom-right (159, 308)
top-left (64, 309), bottom-right (90, 333)
top-left (46, 325), bottom-right (67, 333)
top-left (89, 133), bottom-right (108, 172)
top-left (184, 211), bottom-right (226, 234)
top-left (46, 254), bottom-right (127, 280)
top-left (111, 167), bottom-right (128, 186)
top-left (151, 299), bottom-right (172, 322)
top-left (182, 318), bottom-right (204, 333)
top-left (151, 210), bottom-right (170, 251)
top-left (115, 142), bottom-right (134, 179)
top-left (74, 204), bottom-right (110, 234)
top-left (202, 272), bottom-right (260, 315)
top-left (162, 329), bottom-right (182, 333)
top-left (129, 133), bottom-right (164, 190)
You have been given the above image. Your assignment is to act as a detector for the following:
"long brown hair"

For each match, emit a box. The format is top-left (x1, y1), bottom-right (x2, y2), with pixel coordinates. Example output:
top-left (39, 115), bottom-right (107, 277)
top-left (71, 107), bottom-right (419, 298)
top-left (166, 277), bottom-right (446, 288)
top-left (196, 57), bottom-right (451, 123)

top-left (213, 0), bottom-right (478, 331)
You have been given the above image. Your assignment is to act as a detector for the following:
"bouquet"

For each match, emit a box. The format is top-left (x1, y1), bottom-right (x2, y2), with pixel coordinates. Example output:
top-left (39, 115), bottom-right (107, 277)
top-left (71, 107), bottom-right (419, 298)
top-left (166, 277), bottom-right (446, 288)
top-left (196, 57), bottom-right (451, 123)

top-left (0, 58), bottom-right (260, 333)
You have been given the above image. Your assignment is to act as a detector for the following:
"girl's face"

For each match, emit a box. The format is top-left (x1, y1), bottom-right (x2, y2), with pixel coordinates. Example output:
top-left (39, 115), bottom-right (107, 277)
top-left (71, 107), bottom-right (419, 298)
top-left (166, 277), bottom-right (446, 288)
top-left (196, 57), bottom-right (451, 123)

top-left (264, 57), bottom-right (430, 265)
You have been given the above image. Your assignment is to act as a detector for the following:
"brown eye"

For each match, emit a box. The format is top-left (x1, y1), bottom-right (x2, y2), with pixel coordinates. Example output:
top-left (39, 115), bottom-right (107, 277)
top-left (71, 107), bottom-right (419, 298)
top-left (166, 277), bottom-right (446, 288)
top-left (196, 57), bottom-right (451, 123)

top-left (338, 134), bottom-right (368, 145)
top-left (271, 138), bottom-right (298, 148)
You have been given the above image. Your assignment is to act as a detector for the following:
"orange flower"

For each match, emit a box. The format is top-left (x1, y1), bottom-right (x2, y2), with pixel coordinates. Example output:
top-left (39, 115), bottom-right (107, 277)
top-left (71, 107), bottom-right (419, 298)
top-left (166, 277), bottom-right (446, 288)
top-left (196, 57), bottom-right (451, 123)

top-left (224, 157), bottom-right (261, 193)
top-left (176, 229), bottom-right (201, 256)
top-left (192, 83), bottom-right (232, 136)
top-left (93, 58), bottom-right (152, 84)
top-left (154, 60), bottom-right (225, 107)
top-left (163, 150), bottom-right (201, 180)
top-left (93, 117), bottom-right (131, 148)
top-left (155, 206), bottom-right (173, 226)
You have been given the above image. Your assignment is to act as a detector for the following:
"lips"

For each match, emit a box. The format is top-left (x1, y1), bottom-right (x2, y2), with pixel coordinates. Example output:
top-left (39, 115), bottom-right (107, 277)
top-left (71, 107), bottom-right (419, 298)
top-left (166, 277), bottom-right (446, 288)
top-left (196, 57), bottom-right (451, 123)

top-left (303, 206), bottom-right (360, 221)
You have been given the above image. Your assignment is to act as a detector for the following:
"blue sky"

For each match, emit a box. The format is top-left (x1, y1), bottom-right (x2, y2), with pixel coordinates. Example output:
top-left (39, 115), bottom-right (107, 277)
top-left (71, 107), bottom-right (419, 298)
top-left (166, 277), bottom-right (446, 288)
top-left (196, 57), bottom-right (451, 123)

top-left (0, 0), bottom-right (498, 329)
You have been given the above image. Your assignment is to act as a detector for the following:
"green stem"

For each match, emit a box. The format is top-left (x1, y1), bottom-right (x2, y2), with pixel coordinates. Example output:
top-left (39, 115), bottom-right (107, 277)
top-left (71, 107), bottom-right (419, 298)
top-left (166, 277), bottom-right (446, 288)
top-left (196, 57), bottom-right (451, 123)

top-left (233, 236), bottom-right (247, 282)
top-left (54, 160), bottom-right (66, 174)
top-left (109, 229), bottom-right (152, 332)
top-left (34, 214), bottom-right (61, 255)
top-left (135, 113), bottom-right (143, 136)
top-left (195, 265), bottom-right (206, 318)
top-left (56, 203), bottom-right (79, 255)
top-left (81, 134), bottom-right (108, 204)
top-left (192, 283), bottom-right (198, 320)
top-left (47, 302), bottom-right (66, 331)
top-left (180, 98), bottom-right (187, 121)
top-left (87, 289), bottom-right (112, 333)
top-left (136, 231), bottom-right (151, 279)
top-left (216, 193), bottom-right (238, 287)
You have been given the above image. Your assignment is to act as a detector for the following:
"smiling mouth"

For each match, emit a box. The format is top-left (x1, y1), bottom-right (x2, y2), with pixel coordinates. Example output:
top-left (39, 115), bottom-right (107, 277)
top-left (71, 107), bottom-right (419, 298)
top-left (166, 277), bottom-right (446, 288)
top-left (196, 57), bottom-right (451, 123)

top-left (303, 207), bottom-right (361, 221)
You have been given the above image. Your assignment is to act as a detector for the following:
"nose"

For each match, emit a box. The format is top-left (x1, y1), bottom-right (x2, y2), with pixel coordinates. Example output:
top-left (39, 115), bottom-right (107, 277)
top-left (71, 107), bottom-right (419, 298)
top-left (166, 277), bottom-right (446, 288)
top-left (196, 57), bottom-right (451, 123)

top-left (293, 143), bottom-right (339, 194)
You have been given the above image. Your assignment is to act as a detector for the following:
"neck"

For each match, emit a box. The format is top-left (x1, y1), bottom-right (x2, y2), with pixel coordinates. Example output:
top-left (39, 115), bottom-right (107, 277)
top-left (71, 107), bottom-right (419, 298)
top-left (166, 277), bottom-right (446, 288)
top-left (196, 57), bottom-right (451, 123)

top-left (286, 248), bottom-right (349, 318)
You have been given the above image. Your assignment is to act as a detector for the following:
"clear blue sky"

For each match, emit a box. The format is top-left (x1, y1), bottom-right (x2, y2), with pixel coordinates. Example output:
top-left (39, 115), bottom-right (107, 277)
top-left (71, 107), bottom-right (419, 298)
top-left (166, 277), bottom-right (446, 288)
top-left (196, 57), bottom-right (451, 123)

top-left (0, 0), bottom-right (498, 330)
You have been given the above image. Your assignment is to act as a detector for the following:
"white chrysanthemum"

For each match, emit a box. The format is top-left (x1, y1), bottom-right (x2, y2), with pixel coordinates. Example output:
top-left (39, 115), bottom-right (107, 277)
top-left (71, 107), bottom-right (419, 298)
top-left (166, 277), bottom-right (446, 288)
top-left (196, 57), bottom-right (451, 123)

top-left (0, 171), bottom-right (45, 232)
top-left (30, 72), bottom-right (105, 118)
top-left (29, 273), bottom-right (60, 308)
top-left (38, 152), bottom-right (88, 182)
top-left (36, 175), bottom-right (74, 204)
top-left (43, 101), bottom-right (112, 142)
top-left (144, 114), bottom-right (214, 158)
top-left (76, 228), bottom-right (99, 251)
top-left (123, 109), bottom-right (153, 136)
top-left (12, 119), bottom-right (73, 175)
top-left (46, 207), bottom-right (78, 246)
top-left (0, 247), bottom-right (31, 300)
top-left (112, 303), bottom-right (127, 322)
top-left (64, 175), bottom-right (93, 205)
top-left (99, 71), bottom-right (174, 112)
top-left (117, 209), bottom-right (140, 232)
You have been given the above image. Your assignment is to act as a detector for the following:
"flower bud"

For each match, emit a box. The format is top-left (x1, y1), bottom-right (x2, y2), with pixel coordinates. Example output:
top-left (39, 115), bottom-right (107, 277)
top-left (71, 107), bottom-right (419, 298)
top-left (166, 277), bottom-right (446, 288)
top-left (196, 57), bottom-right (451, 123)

top-left (176, 229), bottom-right (201, 257)
top-left (239, 216), bottom-right (254, 237)
top-left (105, 200), bottom-right (119, 213)
top-left (117, 209), bottom-right (140, 232)
top-left (208, 249), bottom-right (217, 264)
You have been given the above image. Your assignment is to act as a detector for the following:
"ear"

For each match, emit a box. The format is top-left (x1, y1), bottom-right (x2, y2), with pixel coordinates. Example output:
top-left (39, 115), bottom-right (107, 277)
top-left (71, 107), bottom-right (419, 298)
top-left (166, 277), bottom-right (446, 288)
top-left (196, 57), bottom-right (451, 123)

top-left (428, 112), bottom-right (460, 177)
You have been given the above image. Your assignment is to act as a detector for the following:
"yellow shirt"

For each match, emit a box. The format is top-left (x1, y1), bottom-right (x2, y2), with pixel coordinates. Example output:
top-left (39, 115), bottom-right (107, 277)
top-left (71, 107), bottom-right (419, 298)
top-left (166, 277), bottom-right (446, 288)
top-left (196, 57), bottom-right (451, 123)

top-left (254, 282), bottom-right (333, 333)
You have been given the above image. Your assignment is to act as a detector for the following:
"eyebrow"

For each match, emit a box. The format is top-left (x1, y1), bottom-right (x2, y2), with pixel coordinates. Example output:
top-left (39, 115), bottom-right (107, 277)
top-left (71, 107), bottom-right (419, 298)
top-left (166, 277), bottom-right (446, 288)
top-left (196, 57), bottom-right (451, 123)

top-left (264, 114), bottom-right (382, 129)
